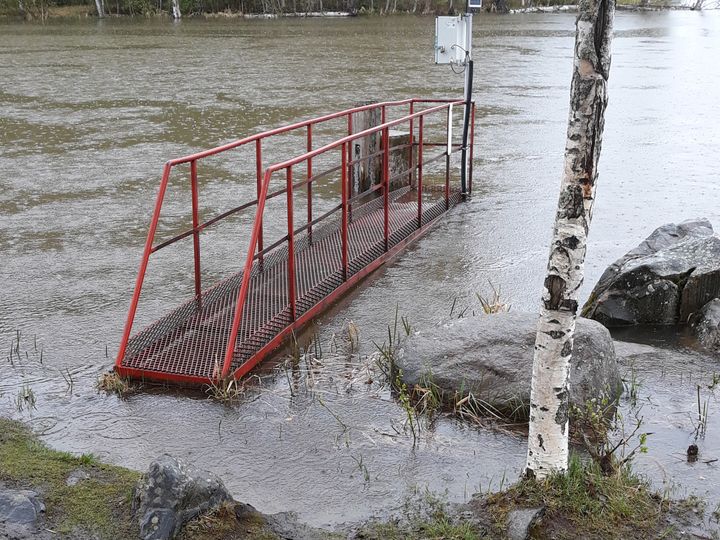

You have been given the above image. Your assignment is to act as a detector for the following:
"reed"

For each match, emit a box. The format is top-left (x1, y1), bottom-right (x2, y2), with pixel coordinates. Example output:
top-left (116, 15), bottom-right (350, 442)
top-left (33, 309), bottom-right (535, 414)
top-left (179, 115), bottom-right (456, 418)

top-left (96, 371), bottom-right (133, 397)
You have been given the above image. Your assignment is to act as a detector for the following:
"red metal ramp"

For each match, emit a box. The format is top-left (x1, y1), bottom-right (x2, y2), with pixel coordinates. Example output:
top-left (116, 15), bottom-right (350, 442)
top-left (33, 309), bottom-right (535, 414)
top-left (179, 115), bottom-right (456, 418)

top-left (115, 99), bottom-right (475, 385)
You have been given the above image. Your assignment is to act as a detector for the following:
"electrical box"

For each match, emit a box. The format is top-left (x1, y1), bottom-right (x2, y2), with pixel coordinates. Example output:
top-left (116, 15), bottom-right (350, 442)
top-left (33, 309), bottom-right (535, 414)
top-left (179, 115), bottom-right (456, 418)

top-left (434, 16), bottom-right (468, 65)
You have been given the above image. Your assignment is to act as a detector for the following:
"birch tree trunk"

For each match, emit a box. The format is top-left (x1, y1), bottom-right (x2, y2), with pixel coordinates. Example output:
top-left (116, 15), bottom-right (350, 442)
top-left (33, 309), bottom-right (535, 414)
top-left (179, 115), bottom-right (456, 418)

top-left (94, 0), bottom-right (105, 17)
top-left (172, 0), bottom-right (182, 18)
top-left (525, 0), bottom-right (615, 479)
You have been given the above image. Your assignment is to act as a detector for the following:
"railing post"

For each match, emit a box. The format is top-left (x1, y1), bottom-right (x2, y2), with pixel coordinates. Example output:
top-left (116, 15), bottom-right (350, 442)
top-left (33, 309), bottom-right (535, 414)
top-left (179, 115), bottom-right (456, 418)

top-left (347, 113), bottom-right (353, 222)
top-left (256, 139), bottom-right (264, 266)
top-left (190, 160), bottom-right (202, 300)
top-left (341, 142), bottom-right (349, 280)
top-left (115, 163), bottom-right (172, 369)
top-left (307, 125), bottom-right (313, 242)
top-left (445, 104), bottom-right (452, 210)
top-left (469, 102), bottom-right (476, 195)
top-left (222, 169), bottom-right (272, 379)
top-left (417, 115), bottom-right (424, 229)
top-left (382, 125), bottom-right (390, 251)
top-left (408, 101), bottom-right (414, 187)
top-left (286, 167), bottom-right (296, 321)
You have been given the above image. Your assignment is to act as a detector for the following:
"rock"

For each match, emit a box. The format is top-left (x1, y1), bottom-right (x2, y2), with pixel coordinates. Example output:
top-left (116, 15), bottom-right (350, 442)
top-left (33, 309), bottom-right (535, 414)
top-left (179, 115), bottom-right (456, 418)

top-left (134, 454), bottom-right (232, 540)
top-left (0, 488), bottom-right (45, 540)
top-left (506, 507), bottom-right (545, 540)
top-left (613, 339), bottom-right (715, 373)
top-left (65, 469), bottom-right (91, 487)
top-left (583, 218), bottom-right (720, 326)
top-left (397, 312), bottom-right (622, 418)
top-left (264, 509), bottom-right (332, 540)
top-left (691, 299), bottom-right (720, 352)
top-left (0, 489), bottom-right (44, 525)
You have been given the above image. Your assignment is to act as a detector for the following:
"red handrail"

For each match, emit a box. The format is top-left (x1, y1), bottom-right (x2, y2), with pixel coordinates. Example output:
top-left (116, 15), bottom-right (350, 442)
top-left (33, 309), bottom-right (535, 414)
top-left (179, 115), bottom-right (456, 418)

top-left (219, 99), bottom-right (464, 378)
top-left (115, 97), bottom-right (474, 379)
top-left (116, 99), bottom-right (420, 369)
top-left (165, 98), bottom-right (420, 166)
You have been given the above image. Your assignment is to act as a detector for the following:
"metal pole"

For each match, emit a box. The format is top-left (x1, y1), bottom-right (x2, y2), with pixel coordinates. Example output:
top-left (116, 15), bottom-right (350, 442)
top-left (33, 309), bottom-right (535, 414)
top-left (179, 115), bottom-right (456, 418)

top-left (347, 113), bottom-right (353, 222)
top-left (469, 102), bottom-right (476, 194)
top-left (190, 159), bottom-right (202, 300)
top-left (417, 115), bottom-right (424, 228)
top-left (341, 143), bottom-right (349, 280)
top-left (460, 59), bottom-right (473, 198)
top-left (255, 139), bottom-right (264, 265)
top-left (287, 167), bottom-right (296, 321)
top-left (382, 125), bottom-right (390, 251)
top-left (408, 101), bottom-right (414, 187)
top-left (307, 125), bottom-right (313, 242)
top-left (221, 169), bottom-right (272, 379)
top-left (460, 11), bottom-right (473, 199)
top-left (115, 163), bottom-right (172, 369)
top-left (446, 104), bottom-right (452, 210)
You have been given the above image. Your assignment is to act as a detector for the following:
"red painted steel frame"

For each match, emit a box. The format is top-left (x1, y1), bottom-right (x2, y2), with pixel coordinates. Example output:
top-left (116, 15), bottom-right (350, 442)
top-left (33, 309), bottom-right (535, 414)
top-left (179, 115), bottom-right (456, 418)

top-left (341, 143), bottom-right (349, 279)
top-left (190, 160), bottom-right (202, 299)
top-left (306, 125), bottom-right (313, 241)
top-left (115, 98), bottom-right (477, 385)
top-left (228, 204), bottom-right (453, 381)
top-left (218, 100), bottom-right (462, 379)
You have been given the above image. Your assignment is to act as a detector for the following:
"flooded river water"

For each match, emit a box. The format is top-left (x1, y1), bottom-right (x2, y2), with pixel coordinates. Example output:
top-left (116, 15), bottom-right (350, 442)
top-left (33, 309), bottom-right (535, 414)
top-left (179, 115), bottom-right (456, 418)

top-left (1, 10), bottom-right (720, 529)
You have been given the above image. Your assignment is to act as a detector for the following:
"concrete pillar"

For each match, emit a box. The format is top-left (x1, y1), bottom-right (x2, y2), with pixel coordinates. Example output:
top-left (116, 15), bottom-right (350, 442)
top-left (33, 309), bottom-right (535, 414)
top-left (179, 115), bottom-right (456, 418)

top-left (350, 104), bottom-right (416, 196)
top-left (350, 106), bottom-right (381, 195)
top-left (387, 129), bottom-right (415, 191)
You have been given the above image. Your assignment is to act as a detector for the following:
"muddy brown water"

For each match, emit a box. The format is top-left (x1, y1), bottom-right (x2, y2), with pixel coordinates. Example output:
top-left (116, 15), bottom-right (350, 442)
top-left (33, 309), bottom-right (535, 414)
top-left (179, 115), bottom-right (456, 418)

top-left (1, 11), bottom-right (720, 529)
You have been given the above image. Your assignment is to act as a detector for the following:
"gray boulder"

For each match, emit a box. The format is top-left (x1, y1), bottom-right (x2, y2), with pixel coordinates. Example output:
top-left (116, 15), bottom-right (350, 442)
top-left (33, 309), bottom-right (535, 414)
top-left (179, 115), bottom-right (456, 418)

top-left (583, 219), bottom-right (720, 326)
top-left (134, 454), bottom-right (232, 540)
top-left (397, 312), bottom-right (622, 418)
top-left (0, 488), bottom-right (45, 540)
top-left (0, 489), bottom-right (43, 525)
top-left (0, 489), bottom-right (44, 526)
top-left (691, 299), bottom-right (720, 352)
top-left (506, 507), bottom-right (545, 540)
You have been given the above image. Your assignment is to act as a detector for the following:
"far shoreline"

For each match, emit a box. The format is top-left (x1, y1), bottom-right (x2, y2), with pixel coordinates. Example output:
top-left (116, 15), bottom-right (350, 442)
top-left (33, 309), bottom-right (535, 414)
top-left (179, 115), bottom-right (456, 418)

top-left (0, 2), bottom-right (703, 22)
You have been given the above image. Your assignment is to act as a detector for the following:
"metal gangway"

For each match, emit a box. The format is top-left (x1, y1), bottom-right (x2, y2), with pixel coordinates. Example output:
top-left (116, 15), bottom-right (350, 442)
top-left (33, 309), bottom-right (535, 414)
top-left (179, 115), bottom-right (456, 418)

top-left (115, 98), bottom-right (476, 385)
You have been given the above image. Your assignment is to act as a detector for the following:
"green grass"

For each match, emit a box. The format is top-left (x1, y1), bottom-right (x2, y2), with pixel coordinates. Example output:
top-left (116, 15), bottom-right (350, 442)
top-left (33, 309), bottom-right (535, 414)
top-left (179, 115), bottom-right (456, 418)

top-left (359, 519), bottom-right (485, 540)
top-left (0, 418), bottom-right (140, 538)
top-left (485, 454), bottom-right (668, 539)
top-left (177, 502), bottom-right (281, 540)
top-left (356, 489), bottom-right (487, 540)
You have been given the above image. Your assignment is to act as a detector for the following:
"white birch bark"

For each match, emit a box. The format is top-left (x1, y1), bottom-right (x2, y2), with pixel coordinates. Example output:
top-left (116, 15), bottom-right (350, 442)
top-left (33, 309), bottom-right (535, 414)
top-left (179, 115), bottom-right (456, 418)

top-left (94, 0), bottom-right (105, 17)
top-left (525, 0), bottom-right (615, 479)
top-left (172, 0), bottom-right (182, 18)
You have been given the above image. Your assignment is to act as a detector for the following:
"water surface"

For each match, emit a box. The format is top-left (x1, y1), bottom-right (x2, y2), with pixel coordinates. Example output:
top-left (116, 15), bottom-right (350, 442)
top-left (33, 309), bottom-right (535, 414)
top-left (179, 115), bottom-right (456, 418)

top-left (1, 11), bottom-right (720, 527)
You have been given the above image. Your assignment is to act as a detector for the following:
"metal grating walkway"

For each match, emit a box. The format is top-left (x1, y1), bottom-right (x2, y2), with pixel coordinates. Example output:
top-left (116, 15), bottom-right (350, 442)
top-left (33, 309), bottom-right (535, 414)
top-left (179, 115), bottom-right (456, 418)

top-left (114, 98), bottom-right (475, 385)
top-left (119, 186), bottom-right (461, 383)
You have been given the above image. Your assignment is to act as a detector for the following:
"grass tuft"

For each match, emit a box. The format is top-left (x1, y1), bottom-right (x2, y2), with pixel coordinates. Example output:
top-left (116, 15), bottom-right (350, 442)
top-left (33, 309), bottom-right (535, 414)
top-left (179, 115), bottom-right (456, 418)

top-left (358, 489), bottom-right (485, 539)
top-left (485, 454), bottom-right (667, 539)
top-left (476, 282), bottom-right (511, 314)
top-left (205, 375), bottom-right (245, 403)
top-left (96, 371), bottom-right (134, 396)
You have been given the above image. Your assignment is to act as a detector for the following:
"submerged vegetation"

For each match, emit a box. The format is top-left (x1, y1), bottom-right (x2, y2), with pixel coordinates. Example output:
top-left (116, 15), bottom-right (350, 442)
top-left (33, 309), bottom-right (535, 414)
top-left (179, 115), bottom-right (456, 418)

top-left (0, 417), bottom-right (714, 539)
top-left (3, 310), bottom-right (719, 538)
top-left (96, 370), bottom-right (135, 396)
top-left (357, 489), bottom-right (486, 539)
